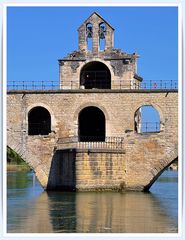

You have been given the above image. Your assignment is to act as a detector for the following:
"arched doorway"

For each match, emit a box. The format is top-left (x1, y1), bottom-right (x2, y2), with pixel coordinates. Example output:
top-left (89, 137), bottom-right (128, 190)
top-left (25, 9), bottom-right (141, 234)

top-left (80, 61), bottom-right (111, 89)
top-left (28, 106), bottom-right (51, 135)
top-left (79, 106), bottom-right (105, 142)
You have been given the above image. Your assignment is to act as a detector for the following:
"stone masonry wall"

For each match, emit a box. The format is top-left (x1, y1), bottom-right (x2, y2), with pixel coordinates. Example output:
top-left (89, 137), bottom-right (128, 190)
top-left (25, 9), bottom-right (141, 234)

top-left (7, 90), bottom-right (178, 191)
top-left (75, 151), bottom-right (126, 191)
top-left (59, 58), bottom-right (136, 90)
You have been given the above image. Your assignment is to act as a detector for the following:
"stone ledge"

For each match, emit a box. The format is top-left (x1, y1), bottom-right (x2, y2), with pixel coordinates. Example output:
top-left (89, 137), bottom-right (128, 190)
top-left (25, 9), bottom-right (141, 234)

top-left (7, 89), bottom-right (178, 94)
top-left (60, 148), bottom-right (125, 154)
top-left (76, 149), bottom-right (125, 153)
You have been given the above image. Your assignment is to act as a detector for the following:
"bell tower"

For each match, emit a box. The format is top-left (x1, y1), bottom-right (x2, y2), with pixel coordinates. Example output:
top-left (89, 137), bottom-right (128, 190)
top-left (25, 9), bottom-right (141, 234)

top-left (59, 12), bottom-right (142, 90)
top-left (78, 12), bottom-right (114, 54)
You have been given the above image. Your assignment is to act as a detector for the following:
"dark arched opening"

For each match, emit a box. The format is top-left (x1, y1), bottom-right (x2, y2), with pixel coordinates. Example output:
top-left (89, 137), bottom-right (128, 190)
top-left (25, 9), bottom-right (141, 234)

top-left (28, 106), bottom-right (51, 135)
top-left (80, 61), bottom-right (111, 89)
top-left (79, 106), bottom-right (105, 142)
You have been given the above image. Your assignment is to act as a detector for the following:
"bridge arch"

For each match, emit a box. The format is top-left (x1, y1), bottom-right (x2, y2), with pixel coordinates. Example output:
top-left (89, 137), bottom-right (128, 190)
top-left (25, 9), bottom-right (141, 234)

top-left (144, 147), bottom-right (178, 191)
top-left (7, 146), bottom-right (32, 169)
top-left (7, 132), bottom-right (36, 172)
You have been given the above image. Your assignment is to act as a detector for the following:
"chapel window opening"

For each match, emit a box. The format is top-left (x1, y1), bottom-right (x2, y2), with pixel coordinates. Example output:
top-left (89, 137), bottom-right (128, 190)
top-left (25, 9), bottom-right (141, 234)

top-left (134, 105), bottom-right (160, 133)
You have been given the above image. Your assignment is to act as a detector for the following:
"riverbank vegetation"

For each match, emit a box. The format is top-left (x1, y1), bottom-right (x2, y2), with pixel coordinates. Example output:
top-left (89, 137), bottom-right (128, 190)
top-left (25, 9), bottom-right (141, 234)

top-left (7, 147), bottom-right (31, 172)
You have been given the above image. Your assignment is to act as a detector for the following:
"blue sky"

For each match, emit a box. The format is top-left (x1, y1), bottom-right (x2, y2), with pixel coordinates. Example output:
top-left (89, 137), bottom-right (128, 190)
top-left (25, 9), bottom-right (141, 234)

top-left (7, 6), bottom-right (178, 83)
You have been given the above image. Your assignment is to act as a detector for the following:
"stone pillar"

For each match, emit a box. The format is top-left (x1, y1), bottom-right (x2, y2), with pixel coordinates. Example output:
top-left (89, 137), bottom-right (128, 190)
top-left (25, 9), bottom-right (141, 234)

top-left (106, 28), bottom-right (114, 51)
top-left (92, 22), bottom-right (99, 54)
top-left (78, 25), bottom-right (87, 52)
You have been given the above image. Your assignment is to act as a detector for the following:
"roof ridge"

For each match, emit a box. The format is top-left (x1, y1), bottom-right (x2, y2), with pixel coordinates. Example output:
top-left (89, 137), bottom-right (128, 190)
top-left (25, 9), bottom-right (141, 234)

top-left (78, 12), bottom-right (114, 30)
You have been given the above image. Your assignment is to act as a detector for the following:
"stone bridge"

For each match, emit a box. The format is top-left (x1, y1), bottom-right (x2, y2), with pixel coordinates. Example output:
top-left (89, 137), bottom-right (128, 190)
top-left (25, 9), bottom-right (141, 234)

top-left (7, 89), bottom-right (178, 191)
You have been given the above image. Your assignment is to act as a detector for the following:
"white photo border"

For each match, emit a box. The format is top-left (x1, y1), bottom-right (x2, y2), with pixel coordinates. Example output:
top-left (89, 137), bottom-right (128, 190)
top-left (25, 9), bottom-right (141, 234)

top-left (1, 1), bottom-right (183, 240)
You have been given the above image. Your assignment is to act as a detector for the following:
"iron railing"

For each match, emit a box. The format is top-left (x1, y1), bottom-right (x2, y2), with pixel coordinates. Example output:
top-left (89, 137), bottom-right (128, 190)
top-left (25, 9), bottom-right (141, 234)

top-left (7, 80), bottom-right (178, 91)
top-left (140, 80), bottom-right (177, 90)
top-left (7, 81), bottom-right (59, 91)
top-left (79, 136), bottom-right (105, 142)
top-left (80, 70), bottom-right (111, 89)
top-left (57, 136), bottom-right (124, 150)
top-left (139, 122), bottom-right (160, 133)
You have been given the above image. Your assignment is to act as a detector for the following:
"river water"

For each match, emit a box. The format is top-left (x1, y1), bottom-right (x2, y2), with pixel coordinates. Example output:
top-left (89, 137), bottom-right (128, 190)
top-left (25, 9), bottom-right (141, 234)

top-left (7, 170), bottom-right (178, 233)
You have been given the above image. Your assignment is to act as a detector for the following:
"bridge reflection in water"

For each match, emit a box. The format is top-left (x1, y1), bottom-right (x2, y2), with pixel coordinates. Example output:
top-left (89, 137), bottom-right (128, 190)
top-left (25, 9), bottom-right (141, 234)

top-left (7, 172), bottom-right (178, 233)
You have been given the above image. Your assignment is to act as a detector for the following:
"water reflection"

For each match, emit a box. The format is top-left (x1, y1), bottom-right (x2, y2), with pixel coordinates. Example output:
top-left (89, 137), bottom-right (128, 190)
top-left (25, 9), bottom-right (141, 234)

top-left (7, 171), bottom-right (178, 233)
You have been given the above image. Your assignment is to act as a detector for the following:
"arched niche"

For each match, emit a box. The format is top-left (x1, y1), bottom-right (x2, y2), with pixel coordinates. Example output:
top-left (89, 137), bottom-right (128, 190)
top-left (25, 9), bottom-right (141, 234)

top-left (78, 106), bottom-right (106, 142)
top-left (28, 106), bottom-right (51, 135)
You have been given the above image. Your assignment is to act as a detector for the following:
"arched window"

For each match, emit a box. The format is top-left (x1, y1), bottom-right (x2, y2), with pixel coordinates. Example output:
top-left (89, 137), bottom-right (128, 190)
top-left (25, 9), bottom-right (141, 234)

top-left (86, 23), bottom-right (93, 51)
top-left (99, 22), bottom-right (106, 51)
top-left (78, 106), bottom-right (105, 142)
top-left (80, 61), bottom-right (111, 89)
top-left (134, 105), bottom-right (160, 133)
top-left (28, 106), bottom-right (51, 135)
